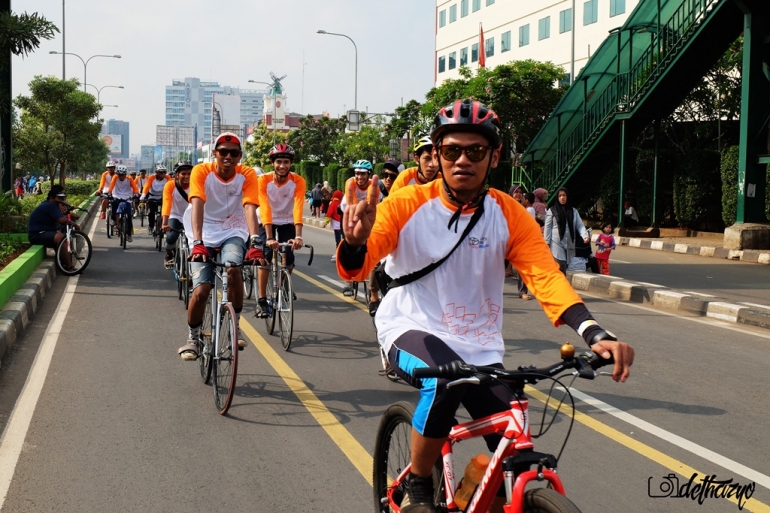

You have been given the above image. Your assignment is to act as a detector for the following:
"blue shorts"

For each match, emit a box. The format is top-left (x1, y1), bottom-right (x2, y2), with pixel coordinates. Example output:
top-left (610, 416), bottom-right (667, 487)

top-left (165, 218), bottom-right (183, 248)
top-left (189, 236), bottom-right (246, 290)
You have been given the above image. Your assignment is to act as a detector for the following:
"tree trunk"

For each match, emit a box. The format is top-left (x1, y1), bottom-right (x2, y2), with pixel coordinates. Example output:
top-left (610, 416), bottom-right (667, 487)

top-left (59, 161), bottom-right (66, 187)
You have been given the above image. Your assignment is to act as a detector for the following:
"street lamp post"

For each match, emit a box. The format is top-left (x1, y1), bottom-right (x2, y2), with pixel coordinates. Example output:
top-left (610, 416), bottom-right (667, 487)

top-left (317, 30), bottom-right (357, 111)
top-left (84, 84), bottom-right (124, 103)
top-left (249, 79), bottom-right (277, 145)
top-left (49, 51), bottom-right (121, 91)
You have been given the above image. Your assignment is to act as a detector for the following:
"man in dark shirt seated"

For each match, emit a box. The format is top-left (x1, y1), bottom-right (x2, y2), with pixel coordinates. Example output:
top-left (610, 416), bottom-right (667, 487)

top-left (28, 185), bottom-right (79, 269)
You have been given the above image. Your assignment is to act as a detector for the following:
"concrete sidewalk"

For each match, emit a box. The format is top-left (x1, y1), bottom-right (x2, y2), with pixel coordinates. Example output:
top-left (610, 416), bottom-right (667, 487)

top-left (601, 233), bottom-right (770, 265)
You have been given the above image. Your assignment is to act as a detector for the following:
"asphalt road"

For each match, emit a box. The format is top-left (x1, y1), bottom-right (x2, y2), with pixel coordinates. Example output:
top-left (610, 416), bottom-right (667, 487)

top-left (0, 214), bottom-right (767, 513)
top-left (609, 245), bottom-right (770, 307)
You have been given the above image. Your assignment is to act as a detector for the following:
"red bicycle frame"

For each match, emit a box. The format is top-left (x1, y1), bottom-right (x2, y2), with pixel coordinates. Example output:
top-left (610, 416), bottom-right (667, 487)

top-left (387, 397), bottom-right (567, 513)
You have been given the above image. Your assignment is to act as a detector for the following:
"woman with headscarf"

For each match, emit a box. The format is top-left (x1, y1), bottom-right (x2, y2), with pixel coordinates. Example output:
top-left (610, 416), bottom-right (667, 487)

top-left (321, 181), bottom-right (332, 215)
top-left (544, 187), bottom-right (589, 274)
top-left (533, 188), bottom-right (548, 230)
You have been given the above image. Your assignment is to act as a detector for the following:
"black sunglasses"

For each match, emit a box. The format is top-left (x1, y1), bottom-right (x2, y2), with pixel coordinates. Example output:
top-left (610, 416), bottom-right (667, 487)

top-left (439, 144), bottom-right (491, 163)
top-left (382, 172), bottom-right (399, 180)
top-left (217, 148), bottom-right (241, 158)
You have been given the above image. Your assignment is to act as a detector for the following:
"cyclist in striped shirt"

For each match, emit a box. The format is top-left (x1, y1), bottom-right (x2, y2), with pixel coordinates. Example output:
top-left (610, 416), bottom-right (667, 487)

top-left (337, 99), bottom-right (634, 513)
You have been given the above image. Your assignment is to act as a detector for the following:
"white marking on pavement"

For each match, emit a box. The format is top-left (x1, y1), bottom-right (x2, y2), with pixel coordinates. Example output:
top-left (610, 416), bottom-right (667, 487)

top-left (317, 274), bottom-right (365, 300)
top-left (610, 259), bottom-right (633, 263)
top-left (563, 387), bottom-right (770, 491)
top-left (684, 291), bottom-right (716, 297)
top-left (741, 302), bottom-right (770, 311)
top-left (634, 281), bottom-right (664, 287)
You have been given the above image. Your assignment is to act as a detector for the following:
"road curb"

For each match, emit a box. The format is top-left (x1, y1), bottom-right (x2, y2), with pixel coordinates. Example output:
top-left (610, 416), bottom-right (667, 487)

top-left (0, 195), bottom-right (99, 367)
top-left (303, 216), bottom-right (328, 229)
top-left (593, 233), bottom-right (770, 265)
top-left (567, 272), bottom-right (770, 331)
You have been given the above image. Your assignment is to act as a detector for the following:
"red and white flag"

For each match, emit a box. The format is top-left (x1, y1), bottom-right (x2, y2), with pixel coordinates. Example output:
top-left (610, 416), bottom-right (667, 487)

top-left (479, 23), bottom-right (486, 68)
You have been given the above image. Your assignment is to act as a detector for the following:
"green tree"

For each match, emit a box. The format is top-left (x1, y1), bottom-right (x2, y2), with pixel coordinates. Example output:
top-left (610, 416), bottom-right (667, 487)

top-left (243, 122), bottom-right (287, 168)
top-left (335, 124), bottom-right (389, 164)
top-left (14, 76), bottom-right (103, 185)
top-left (385, 99), bottom-right (426, 140)
top-left (287, 115), bottom-right (348, 165)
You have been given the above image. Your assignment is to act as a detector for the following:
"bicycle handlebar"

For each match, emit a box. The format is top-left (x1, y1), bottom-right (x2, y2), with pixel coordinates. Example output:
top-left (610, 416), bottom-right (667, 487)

top-left (261, 241), bottom-right (314, 266)
top-left (411, 348), bottom-right (615, 385)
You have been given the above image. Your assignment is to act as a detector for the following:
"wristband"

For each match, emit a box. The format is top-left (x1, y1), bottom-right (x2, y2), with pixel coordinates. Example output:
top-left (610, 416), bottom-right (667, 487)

top-left (588, 330), bottom-right (617, 347)
top-left (266, 238), bottom-right (276, 242)
top-left (192, 240), bottom-right (204, 246)
top-left (295, 236), bottom-right (303, 240)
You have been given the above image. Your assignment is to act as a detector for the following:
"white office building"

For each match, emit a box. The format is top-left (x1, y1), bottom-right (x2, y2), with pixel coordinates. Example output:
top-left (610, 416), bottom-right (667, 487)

top-left (165, 77), bottom-right (268, 145)
top-left (435, 0), bottom-right (640, 85)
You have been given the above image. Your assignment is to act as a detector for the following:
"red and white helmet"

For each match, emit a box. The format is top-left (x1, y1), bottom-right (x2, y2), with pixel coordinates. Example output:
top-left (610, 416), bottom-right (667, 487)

top-left (269, 143), bottom-right (295, 162)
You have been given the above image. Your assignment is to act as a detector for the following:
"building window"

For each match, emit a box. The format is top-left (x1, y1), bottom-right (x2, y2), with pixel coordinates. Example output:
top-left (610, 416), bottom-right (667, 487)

top-left (460, 47), bottom-right (469, 66)
top-left (501, 31), bottom-right (511, 52)
top-left (610, 0), bottom-right (625, 16)
top-left (538, 17), bottom-right (551, 40)
top-left (560, 8), bottom-right (573, 33)
top-left (519, 24), bottom-right (530, 46)
top-left (472, 0), bottom-right (481, 11)
top-left (486, 0), bottom-right (495, 5)
top-left (485, 37), bottom-right (494, 57)
top-left (584, 0), bottom-right (598, 25)
top-left (438, 56), bottom-right (446, 73)
top-left (449, 52), bottom-right (457, 70)
top-left (461, 0), bottom-right (469, 17)
top-left (471, 43), bottom-right (479, 62)
top-left (449, 4), bottom-right (457, 23)
top-left (439, 9), bottom-right (446, 27)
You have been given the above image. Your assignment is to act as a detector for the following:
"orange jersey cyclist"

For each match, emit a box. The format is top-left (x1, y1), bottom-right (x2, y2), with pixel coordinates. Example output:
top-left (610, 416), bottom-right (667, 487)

top-left (98, 161), bottom-right (117, 219)
top-left (336, 99), bottom-right (635, 513)
top-left (255, 143), bottom-right (306, 318)
top-left (107, 165), bottom-right (139, 241)
top-left (141, 164), bottom-right (172, 233)
top-left (177, 133), bottom-right (264, 360)
top-left (161, 161), bottom-right (192, 269)
top-left (388, 136), bottom-right (441, 195)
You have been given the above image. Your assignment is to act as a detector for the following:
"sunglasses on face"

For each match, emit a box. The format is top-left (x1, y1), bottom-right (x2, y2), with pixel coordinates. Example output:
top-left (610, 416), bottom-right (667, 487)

top-left (439, 144), bottom-right (491, 163)
top-left (382, 172), bottom-right (399, 180)
top-left (217, 148), bottom-right (241, 158)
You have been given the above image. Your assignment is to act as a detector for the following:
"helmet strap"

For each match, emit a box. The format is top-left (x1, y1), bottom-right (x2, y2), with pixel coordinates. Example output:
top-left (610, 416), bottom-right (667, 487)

top-left (439, 158), bottom-right (492, 233)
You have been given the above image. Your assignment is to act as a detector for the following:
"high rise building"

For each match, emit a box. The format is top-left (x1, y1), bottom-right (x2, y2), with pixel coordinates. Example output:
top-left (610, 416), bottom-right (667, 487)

top-left (101, 119), bottom-right (130, 159)
top-left (165, 77), bottom-right (268, 144)
top-left (435, 0), bottom-right (640, 85)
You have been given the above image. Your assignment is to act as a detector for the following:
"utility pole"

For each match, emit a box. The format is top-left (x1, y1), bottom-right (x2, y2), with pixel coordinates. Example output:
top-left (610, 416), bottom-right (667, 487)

top-left (62, 0), bottom-right (66, 79)
top-left (1, 0), bottom-right (11, 192)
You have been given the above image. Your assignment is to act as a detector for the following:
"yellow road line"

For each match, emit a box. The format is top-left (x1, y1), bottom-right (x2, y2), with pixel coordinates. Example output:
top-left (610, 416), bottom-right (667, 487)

top-left (526, 386), bottom-right (769, 512)
top-left (240, 319), bottom-right (373, 484)
top-left (249, 269), bottom-right (769, 511)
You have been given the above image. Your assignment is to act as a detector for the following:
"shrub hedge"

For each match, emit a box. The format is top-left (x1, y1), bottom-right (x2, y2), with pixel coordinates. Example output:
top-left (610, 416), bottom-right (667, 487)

top-left (673, 149), bottom-right (722, 229)
top-left (721, 146), bottom-right (739, 226)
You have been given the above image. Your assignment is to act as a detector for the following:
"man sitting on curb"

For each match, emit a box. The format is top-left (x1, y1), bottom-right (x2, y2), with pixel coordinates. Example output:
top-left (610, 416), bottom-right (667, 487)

top-left (28, 185), bottom-right (80, 270)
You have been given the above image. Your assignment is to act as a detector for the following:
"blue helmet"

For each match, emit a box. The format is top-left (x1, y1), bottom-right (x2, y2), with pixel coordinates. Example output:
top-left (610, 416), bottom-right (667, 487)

top-left (353, 160), bottom-right (373, 173)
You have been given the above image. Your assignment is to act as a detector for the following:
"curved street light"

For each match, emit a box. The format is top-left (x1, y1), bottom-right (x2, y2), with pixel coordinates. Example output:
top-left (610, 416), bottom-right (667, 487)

top-left (316, 30), bottom-right (358, 110)
top-left (85, 84), bottom-right (124, 103)
top-left (49, 51), bottom-right (121, 92)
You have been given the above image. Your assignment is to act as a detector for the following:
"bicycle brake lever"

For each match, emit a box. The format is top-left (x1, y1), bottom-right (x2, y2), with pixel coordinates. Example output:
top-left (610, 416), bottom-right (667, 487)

top-left (446, 376), bottom-right (481, 389)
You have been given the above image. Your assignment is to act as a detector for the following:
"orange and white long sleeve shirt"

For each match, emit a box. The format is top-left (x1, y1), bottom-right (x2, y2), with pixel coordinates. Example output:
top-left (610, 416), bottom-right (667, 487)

top-left (142, 175), bottom-right (170, 200)
top-left (107, 175), bottom-right (138, 200)
top-left (161, 180), bottom-right (188, 222)
top-left (388, 167), bottom-right (421, 195)
top-left (186, 163), bottom-right (259, 247)
top-left (99, 171), bottom-right (116, 193)
top-left (336, 180), bottom-right (584, 366)
top-left (256, 172), bottom-right (306, 226)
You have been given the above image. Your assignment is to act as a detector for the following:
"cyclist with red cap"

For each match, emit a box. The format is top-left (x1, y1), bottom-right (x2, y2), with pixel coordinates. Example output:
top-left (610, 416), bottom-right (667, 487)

top-left (177, 132), bottom-right (263, 360)
top-left (254, 143), bottom-right (306, 318)
top-left (337, 99), bottom-right (635, 513)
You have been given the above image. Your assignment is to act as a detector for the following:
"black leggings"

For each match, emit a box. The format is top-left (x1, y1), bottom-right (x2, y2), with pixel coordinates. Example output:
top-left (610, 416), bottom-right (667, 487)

top-left (148, 199), bottom-right (162, 229)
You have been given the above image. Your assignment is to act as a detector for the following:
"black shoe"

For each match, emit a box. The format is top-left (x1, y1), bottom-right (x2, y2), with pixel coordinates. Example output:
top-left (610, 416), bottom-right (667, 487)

top-left (369, 301), bottom-right (380, 317)
top-left (255, 298), bottom-right (269, 318)
top-left (342, 286), bottom-right (355, 297)
top-left (400, 474), bottom-right (437, 513)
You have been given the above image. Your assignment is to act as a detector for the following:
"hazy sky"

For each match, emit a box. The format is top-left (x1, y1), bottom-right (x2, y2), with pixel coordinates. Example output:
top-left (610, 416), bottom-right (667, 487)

top-left (12, 0), bottom-right (437, 154)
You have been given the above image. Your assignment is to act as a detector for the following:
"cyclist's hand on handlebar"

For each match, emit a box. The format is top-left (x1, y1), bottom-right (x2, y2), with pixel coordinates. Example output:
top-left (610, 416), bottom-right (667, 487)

top-left (189, 244), bottom-right (210, 262)
top-left (591, 340), bottom-right (634, 382)
top-left (266, 238), bottom-right (279, 251)
top-left (342, 175), bottom-right (379, 246)
top-left (245, 247), bottom-right (266, 265)
top-left (289, 238), bottom-right (303, 251)
top-left (162, 222), bottom-right (170, 232)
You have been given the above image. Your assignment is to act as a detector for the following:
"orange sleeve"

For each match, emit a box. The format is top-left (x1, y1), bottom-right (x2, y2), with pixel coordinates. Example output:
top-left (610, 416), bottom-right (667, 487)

top-left (293, 174), bottom-right (306, 225)
top-left (161, 181), bottom-right (174, 217)
top-left (240, 165), bottom-right (259, 206)
top-left (493, 190), bottom-right (583, 326)
top-left (389, 168), bottom-right (415, 195)
top-left (258, 174), bottom-right (272, 225)
top-left (98, 172), bottom-right (106, 190)
top-left (142, 176), bottom-right (154, 195)
top-left (188, 163), bottom-right (208, 202)
top-left (131, 178), bottom-right (139, 193)
top-left (108, 177), bottom-right (116, 193)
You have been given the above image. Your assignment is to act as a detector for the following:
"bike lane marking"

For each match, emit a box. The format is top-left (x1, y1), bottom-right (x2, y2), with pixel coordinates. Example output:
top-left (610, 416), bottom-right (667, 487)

top-left (240, 319), bottom-right (373, 485)
top-left (0, 215), bottom-right (99, 508)
top-left (527, 386), bottom-right (770, 512)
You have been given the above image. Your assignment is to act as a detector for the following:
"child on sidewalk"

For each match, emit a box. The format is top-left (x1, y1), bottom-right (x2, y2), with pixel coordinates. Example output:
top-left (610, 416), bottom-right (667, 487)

top-left (595, 222), bottom-right (616, 275)
top-left (324, 190), bottom-right (344, 261)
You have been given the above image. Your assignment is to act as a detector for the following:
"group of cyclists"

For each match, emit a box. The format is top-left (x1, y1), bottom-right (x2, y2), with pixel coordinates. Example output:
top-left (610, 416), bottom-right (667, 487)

top-left (91, 98), bottom-right (634, 513)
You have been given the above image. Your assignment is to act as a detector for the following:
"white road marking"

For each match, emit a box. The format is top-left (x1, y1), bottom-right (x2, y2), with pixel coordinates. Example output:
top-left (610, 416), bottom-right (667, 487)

top-left (741, 302), bottom-right (770, 311)
top-left (634, 281), bottom-right (664, 287)
top-left (610, 259), bottom-right (633, 264)
top-left (0, 213), bottom-right (98, 507)
top-left (317, 274), bottom-right (346, 289)
top-left (685, 291), bottom-right (716, 297)
top-left (563, 386), bottom-right (770, 490)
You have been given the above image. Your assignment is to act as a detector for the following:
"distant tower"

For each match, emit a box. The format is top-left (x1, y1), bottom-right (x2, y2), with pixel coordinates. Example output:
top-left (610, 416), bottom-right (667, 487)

top-left (264, 72), bottom-right (288, 130)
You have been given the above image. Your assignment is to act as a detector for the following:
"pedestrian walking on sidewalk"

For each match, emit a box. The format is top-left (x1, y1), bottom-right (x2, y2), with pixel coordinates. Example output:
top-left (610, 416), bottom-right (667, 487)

top-left (310, 183), bottom-right (324, 218)
top-left (595, 222), bottom-right (616, 275)
top-left (533, 187), bottom-right (548, 232)
top-left (544, 187), bottom-right (589, 274)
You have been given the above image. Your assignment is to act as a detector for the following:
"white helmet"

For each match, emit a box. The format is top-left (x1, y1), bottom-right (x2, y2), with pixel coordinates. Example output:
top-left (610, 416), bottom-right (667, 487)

top-left (106, 161), bottom-right (116, 168)
top-left (155, 164), bottom-right (167, 173)
top-left (116, 165), bottom-right (128, 175)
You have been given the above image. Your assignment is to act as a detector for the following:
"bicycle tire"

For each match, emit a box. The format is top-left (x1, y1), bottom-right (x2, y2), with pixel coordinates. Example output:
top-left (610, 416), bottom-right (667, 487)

top-left (373, 402), bottom-right (445, 513)
top-left (199, 298), bottom-right (213, 384)
top-left (156, 229), bottom-right (163, 251)
top-left (278, 268), bottom-right (294, 351)
top-left (55, 231), bottom-right (92, 276)
top-left (121, 215), bottom-right (128, 249)
top-left (139, 204), bottom-right (145, 227)
top-left (265, 264), bottom-right (277, 335)
top-left (523, 488), bottom-right (582, 513)
top-left (243, 265), bottom-right (254, 299)
top-left (105, 207), bottom-right (112, 238)
top-left (213, 303), bottom-right (238, 415)
top-left (176, 250), bottom-right (183, 300)
top-left (182, 257), bottom-right (191, 310)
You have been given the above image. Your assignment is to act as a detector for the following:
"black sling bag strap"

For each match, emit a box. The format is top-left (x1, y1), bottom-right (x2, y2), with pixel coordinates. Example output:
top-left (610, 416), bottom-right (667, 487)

top-left (175, 180), bottom-right (189, 203)
top-left (388, 199), bottom-right (485, 289)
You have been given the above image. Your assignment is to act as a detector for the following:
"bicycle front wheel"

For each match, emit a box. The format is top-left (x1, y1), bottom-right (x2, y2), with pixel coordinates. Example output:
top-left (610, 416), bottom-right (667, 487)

top-left (278, 269), bottom-right (294, 351)
top-left (372, 402), bottom-right (445, 513)
top-left (265, 265), bottom-right (277, 334)
top-left (243, 265), bottom-right (254, 299)
top-left (199, 297), bottom-right (213, 384)
top-left (105, 210), bottom-right (112, 238)
top-left (139, 204), bottom-right (145, 227)
top-left (213, 303), bottom-right (238, 415)
top-left (156, 230), bottom-right (163, 251)
top-left (182, 260), bottom-right (191, 309)
top-left (55, 231), bottom-right (92, 276)
top-left (523, 489), bottom-right (582, 513)
top-left (121, 216), bottom-right (128, 249)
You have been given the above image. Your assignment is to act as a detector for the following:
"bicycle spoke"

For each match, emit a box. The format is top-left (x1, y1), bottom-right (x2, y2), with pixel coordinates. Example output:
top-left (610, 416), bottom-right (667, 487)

top-left (213, 304), bottom-right (238, 415)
